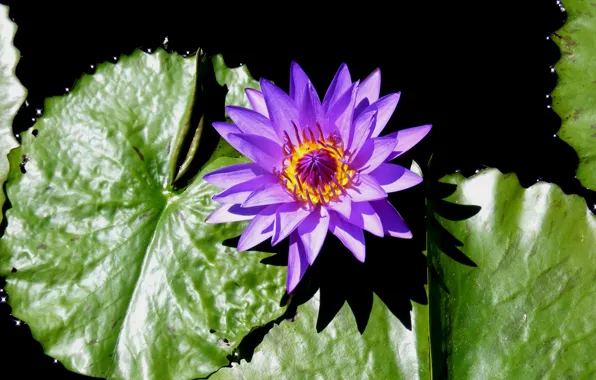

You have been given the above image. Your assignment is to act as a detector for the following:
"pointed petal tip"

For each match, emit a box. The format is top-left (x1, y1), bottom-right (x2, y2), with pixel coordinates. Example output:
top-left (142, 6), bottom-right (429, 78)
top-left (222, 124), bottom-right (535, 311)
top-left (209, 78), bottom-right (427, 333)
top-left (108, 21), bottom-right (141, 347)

top-left (404, 176), bottom-right (424, 191)
top-left (388, 229), bottom-right (413, 239)
top-left (260, 77), bottom-right (273, 87)
top-left (205, 212), bottom-right (215, 224)
top-left (225, 105), bottom-right (241, 112)
top-left (413, 123), bottom-right (432, 135)
top-left (286, 281), bottom-right (297, 294)
top-left (237, 234), bottom-right (267, 252)
top-left (212, 122), bottom-right (241, 141)
top-left (245, 88), bottom-right (263, 102)
top-left (271, 231), bottom-right (286, 246)
top-left (352, 241), bottom-right (366, 262)
top-left (203, 174), bottom-right (215, 185)
top-left (205, 216), bottom-right (220, 225)
top-left (305, 253), bottom-right (316, 266)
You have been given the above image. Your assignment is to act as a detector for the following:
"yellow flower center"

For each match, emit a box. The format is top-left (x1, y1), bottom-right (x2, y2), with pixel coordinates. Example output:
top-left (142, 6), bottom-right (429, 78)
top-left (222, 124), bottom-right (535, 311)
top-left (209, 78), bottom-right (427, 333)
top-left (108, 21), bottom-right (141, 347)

top-left (277, 124), bottom-right (355, 205)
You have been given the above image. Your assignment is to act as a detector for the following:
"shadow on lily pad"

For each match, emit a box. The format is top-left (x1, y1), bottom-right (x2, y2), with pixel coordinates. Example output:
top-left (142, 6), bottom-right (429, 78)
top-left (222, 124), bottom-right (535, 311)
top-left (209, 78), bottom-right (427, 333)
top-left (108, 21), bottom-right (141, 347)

top-left (223, 178), bottom-right (429, 334)
top-left (221, 169), bottom-right (482, 366)
top-left (172, 52), bottom-right (229, 191)
top-left (427, 181), bottom-right (481, 267)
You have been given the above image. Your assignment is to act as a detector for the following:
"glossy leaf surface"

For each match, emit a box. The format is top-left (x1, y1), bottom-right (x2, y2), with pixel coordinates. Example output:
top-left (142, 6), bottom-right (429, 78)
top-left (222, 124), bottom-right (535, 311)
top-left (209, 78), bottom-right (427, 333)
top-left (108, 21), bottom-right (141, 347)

top-left (212, 292), bottom-right (430, 379)
top-left (0, 49), bottom-right (285, 380)
top-left (428, 169), bottom-right (596, 379)
top-left (0, 4), bottom-right (25, 222)
top-left (552, 0), bottom-right (596, 190)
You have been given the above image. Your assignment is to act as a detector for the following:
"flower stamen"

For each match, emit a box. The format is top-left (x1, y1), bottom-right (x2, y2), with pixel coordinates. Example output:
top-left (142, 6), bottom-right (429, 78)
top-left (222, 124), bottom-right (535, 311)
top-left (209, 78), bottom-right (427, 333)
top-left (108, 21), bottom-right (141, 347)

top-left (292, 122), bottom-right (303, 145)
top-left (283, 131), bottom-right (296, 155)
top-left (279, 123), bottom-right (356, 205)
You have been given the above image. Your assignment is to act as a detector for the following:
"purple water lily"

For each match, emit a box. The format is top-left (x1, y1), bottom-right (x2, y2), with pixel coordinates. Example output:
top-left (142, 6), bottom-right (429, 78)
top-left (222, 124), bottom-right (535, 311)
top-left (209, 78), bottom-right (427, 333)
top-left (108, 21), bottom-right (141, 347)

top-left (205, 62), bottom-right (431, 293)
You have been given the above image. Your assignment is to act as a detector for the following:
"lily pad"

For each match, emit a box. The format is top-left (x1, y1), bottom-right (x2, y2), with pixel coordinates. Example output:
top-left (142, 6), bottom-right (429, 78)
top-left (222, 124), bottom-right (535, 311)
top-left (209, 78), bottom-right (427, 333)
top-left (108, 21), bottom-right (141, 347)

top-left (0, 49), bottom-right (285, 380)
top-left (213, 54), bottom-right (260, 112)
top-left (552, 0), bottom-right (596, 191)
top-left (429, 169), bottom-right (596, 379)
top-left (0, 4), bottom-right (25, 222)
top-left (212, 292), bottom-right (430, 379)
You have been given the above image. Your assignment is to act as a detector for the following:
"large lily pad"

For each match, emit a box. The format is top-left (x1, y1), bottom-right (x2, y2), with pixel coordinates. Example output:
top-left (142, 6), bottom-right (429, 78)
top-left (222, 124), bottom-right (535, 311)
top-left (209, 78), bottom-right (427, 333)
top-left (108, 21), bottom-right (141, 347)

top-left (428, 169), bottom-right (596, 379)
top-left (0, 4), bottom-right (25, 222)
top-left (552, 0), bottom-right (596, 191)
top-left (212, 292), bottom-right (430, 379)
top-left (0, 49), bottom-right (285, 380)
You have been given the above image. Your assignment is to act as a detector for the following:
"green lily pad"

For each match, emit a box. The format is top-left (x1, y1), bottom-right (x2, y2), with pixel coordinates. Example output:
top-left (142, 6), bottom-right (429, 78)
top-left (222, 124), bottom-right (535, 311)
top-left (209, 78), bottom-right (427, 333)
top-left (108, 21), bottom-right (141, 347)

top-left (552, 0), bottom-right (596, 191)
top-left (212, 292), bottom-right (430, 379)
top-left (213, 54), bottom-right (260, 112)
top-left (0, 4), bottom-right (25, 222)
top-left (173, 54), bottom-right (260, 175)
top-left (428, 169), bottom-right (596, 379)
top-left (0, 49), bottom-right (285, 380)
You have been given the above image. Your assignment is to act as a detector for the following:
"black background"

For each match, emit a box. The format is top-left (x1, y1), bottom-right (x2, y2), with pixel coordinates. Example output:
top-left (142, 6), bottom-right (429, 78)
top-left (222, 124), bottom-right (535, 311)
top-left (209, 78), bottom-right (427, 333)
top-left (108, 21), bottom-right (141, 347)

top-left (0, 1), bottom-right (581, 379)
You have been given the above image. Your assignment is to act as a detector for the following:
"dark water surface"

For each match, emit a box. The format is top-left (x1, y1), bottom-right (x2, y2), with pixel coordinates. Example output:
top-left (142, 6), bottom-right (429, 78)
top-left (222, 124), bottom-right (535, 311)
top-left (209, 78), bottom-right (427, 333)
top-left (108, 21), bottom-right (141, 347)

top-left (0, 1), bottom-right (584, 378)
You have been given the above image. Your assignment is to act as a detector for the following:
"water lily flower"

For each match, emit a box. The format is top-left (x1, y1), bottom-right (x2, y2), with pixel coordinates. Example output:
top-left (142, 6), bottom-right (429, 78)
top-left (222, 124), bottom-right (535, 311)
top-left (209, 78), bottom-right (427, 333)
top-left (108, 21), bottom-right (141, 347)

top-left (205, 62), bottom-right (431, 293)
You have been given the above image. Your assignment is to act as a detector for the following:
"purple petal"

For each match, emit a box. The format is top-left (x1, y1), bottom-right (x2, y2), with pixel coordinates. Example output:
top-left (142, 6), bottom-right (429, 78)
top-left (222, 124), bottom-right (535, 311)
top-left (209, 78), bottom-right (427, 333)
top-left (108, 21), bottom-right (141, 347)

top-left (355, 68), bottom-right (381, 114)
top-left (353, 98), bottom-right (370, 122)
top-left (328, 210), bottom-right (366, 262)
top-left (343, 201), bottom-right (383, 237)
top-left (369, 163), bottom-right (423, 193)
top-left (286, 231), bottom-right (309, 293)
top-left (237, 205), bottom-right (278, 252)
top-left (260, 79), bottom-right (301, 145)
top-left (322, 63), bottom-right (352, 112)
top-left (213, 175), bottom-right (277, 204)
top-left (203, 163), bottom-right (265, 188)
top-left (297, 206), bottom-right (329, 264)
top-left (245, 88), bottom-right (269, 118)
top-left (213, 121), bottom-right (241, 140)
top-left (370, 199), bottom-right (412, 239)
top-left (272, 202), bottom-right (312, 245)
top-left (206, 204), bottom-right (264, 224)
top-left (386, 124), bottom-right (432, 160)
top-left (329, 81), bottom-right (358, 145)
top-left (299, 82), bottom-right (324, 132)
top-left (242, 183), bottom-right (295, 207)
top-left (364, 93), bottom-right (401, 138)
top-left (350, 134), bottom-right (398, 173)
top-left (346, 174), bottom-right (387, 202)
top-left (290, 62), bottom-right (311, 106)
top-left (348, 109), bottom-right (377, 157)
top-left (226, 106), bottom-right (279, 142)
top-left (226, 133), bottom-right (284, 173)
top-left (327, 196), bottom-right (352, 219)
